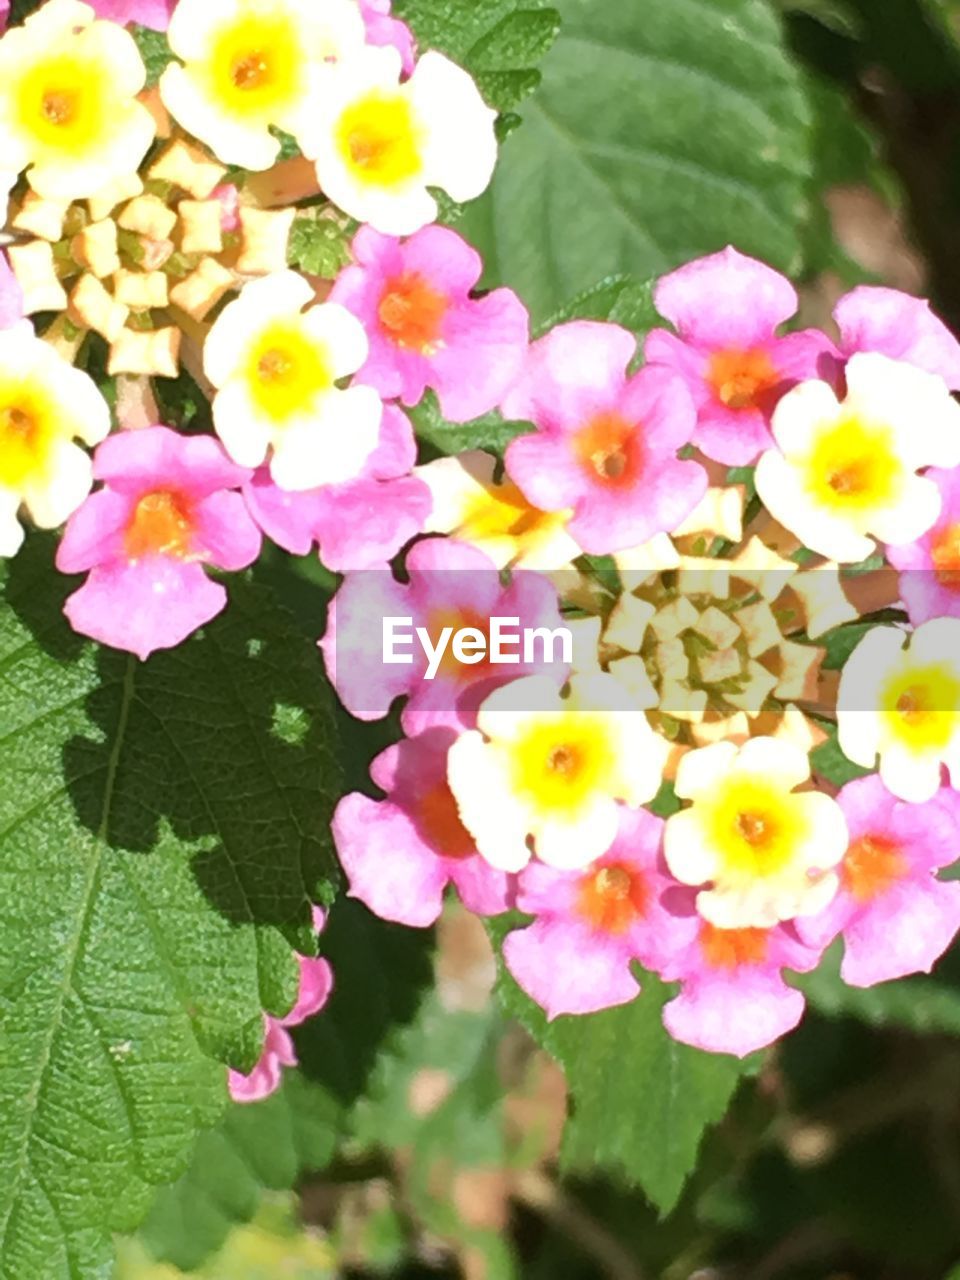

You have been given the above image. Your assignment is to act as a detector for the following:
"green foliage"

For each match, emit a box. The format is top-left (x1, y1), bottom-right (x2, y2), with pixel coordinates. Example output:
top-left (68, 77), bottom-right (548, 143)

top-left (139, 1075), bottom-right (340, 1272)
top-left (410, 391), bottom-right (532, 459)
top-left (132, 25), bottom-right (174, 87)
top-left (394, 0), bottom-right (561, 113)
top-left (0, 539), bottom-right (341, 1277)
top-left (488, 919), bottom-right (752, 1216)
top-left (287, 214), bottom-right (356, 280)
top-left (456, 0), bottom-right (814, 322)
top-left (797, 943), bottom-right (960, 1034)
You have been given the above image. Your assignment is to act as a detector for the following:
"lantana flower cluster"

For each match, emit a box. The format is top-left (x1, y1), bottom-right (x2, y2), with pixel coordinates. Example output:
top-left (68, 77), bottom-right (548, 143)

top-left (6, 0), bottom-right (960, 1095)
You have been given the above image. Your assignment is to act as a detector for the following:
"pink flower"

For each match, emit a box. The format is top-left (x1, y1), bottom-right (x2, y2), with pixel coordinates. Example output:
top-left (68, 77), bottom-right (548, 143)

top-left (88, 0), bottom-right (174, 30)
top-left (229, 910), bottom-right (333, 1103)
top-left (320, 537), bottom-right (568, 734)
top-left (834, 286), bottom-right (960, 389)
top-left (658, 919), bottom-right (824, 1057)
top-left (503, 806), bottom-right (697, 1019)
top-left (244, 403), bottom-right (431, 571)
top-left (329, 225), bottom-right (529, 422)
top-left (332, 727), bottom-right (512, 927)
top-left (886, 467), bottom-right (960, 624)
top-left (0, 0), bottom-right (8, 34)
top-left (644, 246), bottom-right (830, 466)
top-left (796, 775), bottom-right (960, 987)
top-left (0, 252), bottom-right (23, 329)
top-left (502, 322), bottom-right (706, 554)
top-left (358, 0), bottom-right (416, 75)
top-left (57, 426), bottom-right (262, 660)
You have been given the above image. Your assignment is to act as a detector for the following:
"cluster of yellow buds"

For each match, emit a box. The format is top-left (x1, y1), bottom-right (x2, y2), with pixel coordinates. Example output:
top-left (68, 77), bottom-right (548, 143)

top-left (5, 128), bottom-right (300, 378)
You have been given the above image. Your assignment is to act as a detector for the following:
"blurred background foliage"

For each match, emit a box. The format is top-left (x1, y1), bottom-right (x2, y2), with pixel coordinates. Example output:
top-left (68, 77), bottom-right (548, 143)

top-left (121, 0), bottom-right (960, 1275)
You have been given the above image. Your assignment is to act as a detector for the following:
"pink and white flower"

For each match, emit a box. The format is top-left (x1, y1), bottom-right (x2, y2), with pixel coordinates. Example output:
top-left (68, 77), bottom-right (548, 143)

top-left (358, 0), bottom-right (415, 74)
top-left (502, 321), bottom-right (706, 555)
top-left (503, 806), bottom-right (696, 1019)
top-left (57, 426), bottom-right (262, 660)
top-left (659, 919), bottom-right (825, 1057)
top-left (332, 726), bottom-right (512, 927)
top-left (330, 225), bottom-right (529, 423)
top-left (88, 0), bottom-right (174, 29)
top-left (886, 466), bottom-right (960, 624)
top-left (644, 246), bottom-right (830, 466)
top-left (796, 775), bottom-right (960, 986)
top-left (833, 285), bottom-right (960, 389)
top-left (229, 910), bottom-right (333, 1103)
top-left (243, 403), bottom-right (430, 571)
top-left (320, 537), bottom-right (568, 734)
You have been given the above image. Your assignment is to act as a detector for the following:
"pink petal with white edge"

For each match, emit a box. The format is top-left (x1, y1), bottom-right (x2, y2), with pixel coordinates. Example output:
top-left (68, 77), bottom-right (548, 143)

top-left (94, 426), bottom-right (251, 496)
top-left (500, 321), bottom-right (636, 432)
top-left (663, 968), bottom-right (804, 1058)
top-left (228, 1019), bottom-right (296, 1103)
top-left (0, 251), bottom-right (23, 328)
top-left (282, 954), bottom-right (334, 1027)
top-left (840, 877), bottom-right (960, 987)
top-left (64, 558), bottom-right (227, 660)
top-left (332, 791), bottom-right (451, 926)
top-left (504, 917), bottom-right (640, 1019)
top-left (56, 490), bottom-right (134, 574)
top-left (835, 286), bottom-right (960, 389)
top-left (653, 245), bottom-right (799, 350)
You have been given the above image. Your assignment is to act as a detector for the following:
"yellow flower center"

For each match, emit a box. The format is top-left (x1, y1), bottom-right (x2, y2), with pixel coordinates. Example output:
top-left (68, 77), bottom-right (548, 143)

top-left (208, 14), bottom-right (304, 118)
top-left (807, 416), bottom-right (903, 514)
top-left (15, 52), bottom-right (109, 159)
top-left (124, 490), bottom-right (196, 561)
top-left (0, 386), bottom-right (55, 490)
top-left (882, 663), bottom-right (960, 753)
top-left (245, 322), bottom-right (332, 423)
top-left (512, 717), bottom-right (616, 818)
top-left (701, 776), bottom-right (809, 878)
top-left (459, 481), bottom-right (570, 556)
top-left (336, 91), bottom-right (423, 187)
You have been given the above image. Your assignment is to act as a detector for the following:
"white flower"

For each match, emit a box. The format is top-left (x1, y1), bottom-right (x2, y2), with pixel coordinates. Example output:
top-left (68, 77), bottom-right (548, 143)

top-left (0, 0), bottom-right (155, 200)
top-left (755, 353), bottom-right (960, 563)
top-left (416, 450), bottom-right (581, 570)
top-left (838, 618), bottom-right (960, 803)
top-left (664, 737), bottom-right (848, 928)
top-left (298, 45), bottom-right (498, 236)
top-left (447, 673), bottom-right (668, 873)
top-left (160, 0), bottom-right (365, 170)
top-left (204, 271), bottom-right (382, 491)
top-left (0, 323), bottom-right (111, 553)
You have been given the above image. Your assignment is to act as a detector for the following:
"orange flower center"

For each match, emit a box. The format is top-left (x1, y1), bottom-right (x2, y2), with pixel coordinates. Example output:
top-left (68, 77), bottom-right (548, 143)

top-left (574, 412), bottom-right (641, 487)
top-left (707, 347), bottom-right (779, 412)
top-left (700, 923), bottom-right (769, 970)
top-left (577, 862), bottom-right (649, 935)
top-left (231, 51), bottom-right (272, 90)
top-left (425, 607), bottom-right (493, 679)
top-left (378, 272), bottom-right (448, 353)
top-left (841, 834), bottom-right (907, 904)
top-left (931, 522), bottom-right (960, 591)
top-left (413, 778), bottom-right (475, 858)
top-left (125, 490), bottom-right (196, 561)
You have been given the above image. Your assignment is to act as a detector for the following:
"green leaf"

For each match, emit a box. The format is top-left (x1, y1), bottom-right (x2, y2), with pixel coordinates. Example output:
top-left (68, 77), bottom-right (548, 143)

top-left (287, 214), bottom-right (356, 280)
top-left (394, 0), bottom-right (561, 113)
top-left (0, 539), bottom-right (341, 1276)
top-left (796, 943), bottom-right (960, 1034)
top-left (488, 918), bottom-right (751, 1215)
top-left (131, 25), bottom-right (174, 89)
top-left (536, 274), bottom-right (658, 336)
top-left (409, 391), bottom-right (532, 459)
top-left (774, 0), bottom-right (861, 35)
top-left (457, 0), bottom-right (814, 323)
top-left (139, 1074), bottom-right (340, 1272)
top-left (810, 726), bottom-right (871, 786)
